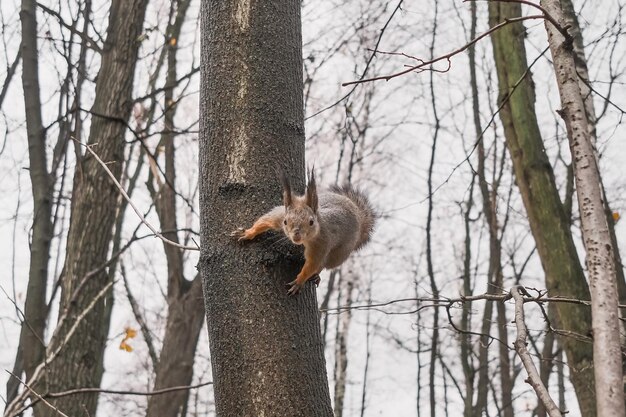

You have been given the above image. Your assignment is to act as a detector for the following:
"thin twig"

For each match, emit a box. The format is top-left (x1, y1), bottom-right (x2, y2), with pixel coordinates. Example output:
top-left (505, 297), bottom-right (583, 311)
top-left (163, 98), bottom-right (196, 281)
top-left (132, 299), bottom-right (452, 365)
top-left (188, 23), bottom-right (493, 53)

top-left (4, 281), bottom-right (114, 417)
top-left (8, 377), bottom-right (212, 416)
top-left (342, 15), bottom-right (545, 86)
top-left (73, 139), bottom-right (199, 251)
top-left (121, 262), bottom-right (159, 369)
top-left (305, 0), bottom-right (405, 120)
top-left (466, 0), bottom-right (571, 39)
top-left (46, 380), bottom-right (213, 399)
top-left (6, 372), bottom-right (70, 417)
top-left (36, 2), bottom-right (103, 53)
top-left (0, 49), bottom-right (21, 108)
top-left (321, 290), bottom-right (604, 314)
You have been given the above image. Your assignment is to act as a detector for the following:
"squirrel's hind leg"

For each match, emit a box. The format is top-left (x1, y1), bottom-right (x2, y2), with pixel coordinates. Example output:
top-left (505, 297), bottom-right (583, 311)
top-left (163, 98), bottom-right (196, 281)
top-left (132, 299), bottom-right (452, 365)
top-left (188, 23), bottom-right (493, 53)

top-left (312, 274), bottom-right (321, 286)
top-left (286, 261), bottom-right (322, 296)
top-left (286, 274), bottom-right (321, 296)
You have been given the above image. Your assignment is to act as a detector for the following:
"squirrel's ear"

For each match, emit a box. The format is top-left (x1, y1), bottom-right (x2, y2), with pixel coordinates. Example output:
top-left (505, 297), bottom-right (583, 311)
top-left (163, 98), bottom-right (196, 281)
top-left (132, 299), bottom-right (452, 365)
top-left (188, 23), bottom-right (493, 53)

top-left (306, 168), bottom-right (318, 213)
top-left (280, 170), bottom-right (293, 208)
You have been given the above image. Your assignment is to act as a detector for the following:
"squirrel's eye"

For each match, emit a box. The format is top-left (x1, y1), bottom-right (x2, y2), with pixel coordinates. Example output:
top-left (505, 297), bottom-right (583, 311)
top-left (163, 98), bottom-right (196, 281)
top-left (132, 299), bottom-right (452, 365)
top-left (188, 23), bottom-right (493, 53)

top-left (283, 219), bottom-right (287, 225)
top-left (309, 219), bottom-right (314, 226)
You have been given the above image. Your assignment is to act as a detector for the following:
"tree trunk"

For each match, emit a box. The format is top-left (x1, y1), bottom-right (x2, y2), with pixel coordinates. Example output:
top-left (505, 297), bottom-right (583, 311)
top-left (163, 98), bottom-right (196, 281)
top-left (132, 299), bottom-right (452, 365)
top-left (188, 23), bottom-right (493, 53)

top-left (39, 1), bottom-right (148, 415)
top-left (426, 6), bottom-right (440, 414)
top-left (198, 1), bottom-right (333, 416)
top-left (488, 3), bottom-right (596, 415)
top-left (145, 2), bottom-right (207, 414)
top-left (333, 270), bottom-right (354, 417)
top-left (460, 177), bottom-right (475, 417)
top-left (560, 0), bottom-right (626, 315)
top-left (7, 0), bottom-right (53, 407)
top-left (147, 278), bottom-right (205, 417)
top-left (541, 1), bottom-right (625, 415)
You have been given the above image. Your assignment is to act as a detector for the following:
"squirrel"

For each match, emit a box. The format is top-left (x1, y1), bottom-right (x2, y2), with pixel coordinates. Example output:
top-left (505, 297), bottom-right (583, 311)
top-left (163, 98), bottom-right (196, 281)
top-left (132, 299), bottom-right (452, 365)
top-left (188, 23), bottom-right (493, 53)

top-left (231, 170), bottom-right (376, 296)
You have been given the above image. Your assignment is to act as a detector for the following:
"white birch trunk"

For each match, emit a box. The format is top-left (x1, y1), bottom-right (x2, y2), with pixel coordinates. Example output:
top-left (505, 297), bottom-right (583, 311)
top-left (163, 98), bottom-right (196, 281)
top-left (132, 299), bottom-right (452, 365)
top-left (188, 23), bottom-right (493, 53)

top-left (540, 1), bottom-right (625, 416)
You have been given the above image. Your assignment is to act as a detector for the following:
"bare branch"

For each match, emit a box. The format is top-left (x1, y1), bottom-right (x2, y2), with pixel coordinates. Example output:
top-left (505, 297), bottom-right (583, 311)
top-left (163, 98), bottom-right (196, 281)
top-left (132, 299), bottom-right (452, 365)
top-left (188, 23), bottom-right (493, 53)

top-left (321, 290), bottom-right (605, 315)
top-left (306, 0), bottom-right (405, 119)
top-left (468, 0), bottom-right (571, 40)
top-left (7, 377), bottom-right (212, 416)
top-left (5, 281), bottom-right (114, 417)
top-left (120, 262), bottom-right (159, 369)
top-left (36, 2), bottom-right (103, 53)
top-left (510, 286), bottom-right (563, 417)
top-left (46, 381), bottom-right (213, 399)
top-left (6, 372), bottom-right (70, 417)
top-left (342, 15), bottom-right (546, 86)
top-left (74, 139), bottom-right (199, 251)
top-left (0, 49), bottom-right (21, 109)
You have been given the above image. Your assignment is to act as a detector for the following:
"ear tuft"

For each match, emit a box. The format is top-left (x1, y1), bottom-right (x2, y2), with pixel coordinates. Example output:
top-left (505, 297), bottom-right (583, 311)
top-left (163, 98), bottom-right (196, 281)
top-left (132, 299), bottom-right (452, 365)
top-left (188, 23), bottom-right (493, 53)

top-left (280, 170), bottom-right (293, 208)
top-left (306, 167), bottom-right (318, 213)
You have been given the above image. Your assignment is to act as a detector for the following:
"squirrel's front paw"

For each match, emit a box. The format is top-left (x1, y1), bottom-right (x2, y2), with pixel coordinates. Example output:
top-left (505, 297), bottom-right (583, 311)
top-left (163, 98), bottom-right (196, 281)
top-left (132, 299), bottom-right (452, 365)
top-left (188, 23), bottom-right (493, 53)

top-left (286, 279), bottom-right (305, 296)
top-left (230, 227), bottom-right (247, 242)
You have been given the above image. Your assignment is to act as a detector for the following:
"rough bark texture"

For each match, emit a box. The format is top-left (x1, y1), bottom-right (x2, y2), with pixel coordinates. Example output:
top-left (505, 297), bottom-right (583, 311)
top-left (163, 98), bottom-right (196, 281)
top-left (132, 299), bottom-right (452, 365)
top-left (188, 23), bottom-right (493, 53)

top-left (7, 0), bottom-right (52, 407)
top-left (198, 1), bottom-right (333, 416)
top-left (541, 1), bottom-right (625, 416)
top-left (488, 3), bottom-right (596, 415)
top-left (39, 1), bottom-right (148, 415)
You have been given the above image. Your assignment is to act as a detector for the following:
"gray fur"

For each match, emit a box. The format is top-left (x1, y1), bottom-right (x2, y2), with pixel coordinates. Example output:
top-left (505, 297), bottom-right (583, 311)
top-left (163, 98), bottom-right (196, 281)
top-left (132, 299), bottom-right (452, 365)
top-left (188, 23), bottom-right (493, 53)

top-left (279, 184), bottom-right (376, 270)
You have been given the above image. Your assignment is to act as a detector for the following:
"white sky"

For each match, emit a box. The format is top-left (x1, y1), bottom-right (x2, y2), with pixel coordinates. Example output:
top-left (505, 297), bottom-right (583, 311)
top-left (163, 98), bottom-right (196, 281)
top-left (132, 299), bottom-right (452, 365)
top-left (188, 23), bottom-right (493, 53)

top-left (1, 0), bottom-right (625, 415)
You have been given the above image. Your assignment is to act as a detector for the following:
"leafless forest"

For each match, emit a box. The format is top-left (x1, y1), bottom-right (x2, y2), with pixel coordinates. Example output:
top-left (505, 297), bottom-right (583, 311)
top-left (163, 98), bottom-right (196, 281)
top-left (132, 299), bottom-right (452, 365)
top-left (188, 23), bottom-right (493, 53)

top-left (1, 0), bottom-right (625, 416)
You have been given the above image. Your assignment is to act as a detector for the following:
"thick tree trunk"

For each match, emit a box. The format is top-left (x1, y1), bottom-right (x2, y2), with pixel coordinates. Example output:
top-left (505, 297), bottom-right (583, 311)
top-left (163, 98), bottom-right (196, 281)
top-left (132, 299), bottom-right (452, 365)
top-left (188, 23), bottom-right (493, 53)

top-left (39, 1), bottom-right (148, 416)
top-left (488, 3), bottom-right (595, 415)
top-left (198, 1), bottom-right (333, 416)
top-left (7, 0), bottom-right (53, 407)
top-left (541, 1), bottom-right (625, 416)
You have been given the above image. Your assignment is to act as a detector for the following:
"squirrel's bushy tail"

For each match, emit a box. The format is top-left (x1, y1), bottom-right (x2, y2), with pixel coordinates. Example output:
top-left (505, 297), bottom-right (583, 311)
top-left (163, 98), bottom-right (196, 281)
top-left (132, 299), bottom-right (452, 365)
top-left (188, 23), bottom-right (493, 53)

top-left (330, 184), bottom-right (376, 250)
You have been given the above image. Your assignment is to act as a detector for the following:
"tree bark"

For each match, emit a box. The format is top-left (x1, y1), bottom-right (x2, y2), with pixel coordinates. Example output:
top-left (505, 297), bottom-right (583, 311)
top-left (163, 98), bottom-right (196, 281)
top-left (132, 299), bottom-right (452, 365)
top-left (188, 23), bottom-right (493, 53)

top-left (7, 0), bottom-right (53, 408)
top-left (198, 1), bottom-right (333, 416)
top-left (146, 278), bottom-right (205, 417)
top-left (460, 177), bottom-right (475, 417)
top-left (488, 3), bottom-right (596, 415)
top-left (39, 1), bottom-right (148, 416)
top-left (511, 287), bottom-right (562, 417)
top-left (559, 0), bottom-right (626, 315)
top-left (333, 270), bottom-right (354, 417)
top-left (540, 1), bottom-right (625, 416)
